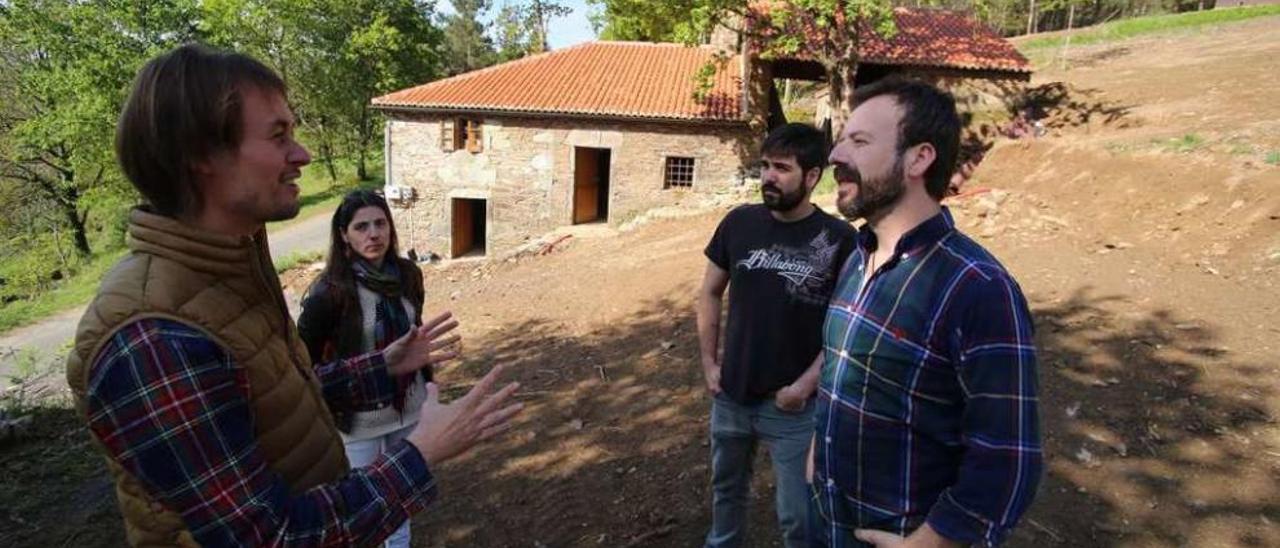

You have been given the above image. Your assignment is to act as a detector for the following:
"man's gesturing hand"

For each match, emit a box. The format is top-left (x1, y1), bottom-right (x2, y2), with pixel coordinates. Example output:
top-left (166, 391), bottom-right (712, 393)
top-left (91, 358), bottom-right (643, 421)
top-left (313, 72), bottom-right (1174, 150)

top-left (406, 364), bottom-right (523, 466)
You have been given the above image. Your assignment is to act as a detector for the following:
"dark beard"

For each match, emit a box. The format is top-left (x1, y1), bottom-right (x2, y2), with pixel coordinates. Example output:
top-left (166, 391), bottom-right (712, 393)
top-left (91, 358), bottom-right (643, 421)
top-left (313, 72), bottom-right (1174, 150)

top-left (761, 183), bottom-right (806, 212)
top-left (266, 202), bottom-right (301, 222)
top-left (837, 154), bottom-right (905, 221)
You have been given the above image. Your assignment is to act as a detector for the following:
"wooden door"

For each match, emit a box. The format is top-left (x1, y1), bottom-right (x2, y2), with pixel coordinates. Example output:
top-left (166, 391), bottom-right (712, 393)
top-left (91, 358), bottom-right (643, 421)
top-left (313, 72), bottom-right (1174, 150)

top-left (451, 199), bottom-right (473, 258)
top-left (573, 148), bottom-right (599, 224)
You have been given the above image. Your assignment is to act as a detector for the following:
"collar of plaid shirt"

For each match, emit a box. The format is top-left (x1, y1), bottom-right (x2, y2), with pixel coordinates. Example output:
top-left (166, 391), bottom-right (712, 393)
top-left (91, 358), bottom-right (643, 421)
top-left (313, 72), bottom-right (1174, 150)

top-left (855, 207), bottom-right (956, 263)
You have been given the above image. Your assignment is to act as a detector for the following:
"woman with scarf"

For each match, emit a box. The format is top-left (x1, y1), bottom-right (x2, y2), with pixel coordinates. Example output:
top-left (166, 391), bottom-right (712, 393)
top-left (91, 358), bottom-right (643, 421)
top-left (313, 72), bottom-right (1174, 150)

top-left (298, 190), bottom-right (432, 548)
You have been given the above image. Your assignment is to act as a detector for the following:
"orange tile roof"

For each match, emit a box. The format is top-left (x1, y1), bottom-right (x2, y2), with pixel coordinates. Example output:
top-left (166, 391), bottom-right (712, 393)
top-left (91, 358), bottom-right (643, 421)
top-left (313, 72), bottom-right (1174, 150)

top-left (375, 9), bottom-right (1026, 120)
top-left (858, 8), bottom-right (1030, 73)
top-left (770, 7), bottom-right (1030, 74)
top-left (372, 42), bottom-right (745, 122)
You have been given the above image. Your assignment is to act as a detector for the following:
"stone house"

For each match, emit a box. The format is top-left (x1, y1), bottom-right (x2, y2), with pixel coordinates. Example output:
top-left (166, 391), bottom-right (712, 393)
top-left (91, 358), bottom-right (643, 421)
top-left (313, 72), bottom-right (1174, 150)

top-left (372, 9), bottom-right (1030, 259)
top-left (371, 42), bottom-right (758, 259)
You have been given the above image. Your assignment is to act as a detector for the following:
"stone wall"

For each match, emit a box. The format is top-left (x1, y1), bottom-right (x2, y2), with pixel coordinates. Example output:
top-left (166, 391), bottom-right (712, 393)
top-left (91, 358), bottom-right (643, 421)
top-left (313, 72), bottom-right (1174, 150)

top-left (383, 112), bottom-right (756, 258)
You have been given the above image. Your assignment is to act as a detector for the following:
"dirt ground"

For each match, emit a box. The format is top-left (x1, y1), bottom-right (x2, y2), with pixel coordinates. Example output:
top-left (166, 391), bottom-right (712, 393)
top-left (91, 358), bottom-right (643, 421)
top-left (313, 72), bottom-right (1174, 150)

top-left (3, 15), bottom-right (1278, 548)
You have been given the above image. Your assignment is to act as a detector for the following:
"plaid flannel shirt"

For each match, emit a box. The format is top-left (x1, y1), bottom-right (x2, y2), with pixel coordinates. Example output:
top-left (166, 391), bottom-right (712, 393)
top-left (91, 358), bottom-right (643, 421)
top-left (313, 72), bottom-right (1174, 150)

top-left (813, 208), bottom-right (1042, 546)
top-left (84, 318), bottom-right (437, 546)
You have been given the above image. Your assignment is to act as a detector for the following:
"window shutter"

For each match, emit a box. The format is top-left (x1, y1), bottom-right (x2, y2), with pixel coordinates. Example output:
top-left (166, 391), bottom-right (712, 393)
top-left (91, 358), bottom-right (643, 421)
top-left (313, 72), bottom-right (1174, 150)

top-left (440, 120), bottom-right (455, 152)
top-left (467, 120), bottom-right (484, 153)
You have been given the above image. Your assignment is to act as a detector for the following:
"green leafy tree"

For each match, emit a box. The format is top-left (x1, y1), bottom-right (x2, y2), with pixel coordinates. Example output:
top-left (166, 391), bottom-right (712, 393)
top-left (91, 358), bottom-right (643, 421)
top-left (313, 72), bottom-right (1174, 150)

top-left (442, 0), bottom-right (497, 75)
top-left (0, 0), bottom-right (200, 257)
top-left (495, 1), bottom-right (531, 61)
top-left (589, 0), bottom-right (696, 41)
top-left (524, 0), bottom-right (572, 53)
top-left (325, 1), bottom-right (444, 180)
top-left (494, 0), bottom-right (572, 61)
top-left (203, 0), bottom-right (444, 181)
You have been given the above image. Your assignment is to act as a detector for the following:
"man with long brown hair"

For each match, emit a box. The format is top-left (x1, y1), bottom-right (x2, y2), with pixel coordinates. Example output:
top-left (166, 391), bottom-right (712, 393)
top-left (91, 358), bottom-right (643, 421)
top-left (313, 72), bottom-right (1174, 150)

top-left (65, 44), bottom-right (522, 546)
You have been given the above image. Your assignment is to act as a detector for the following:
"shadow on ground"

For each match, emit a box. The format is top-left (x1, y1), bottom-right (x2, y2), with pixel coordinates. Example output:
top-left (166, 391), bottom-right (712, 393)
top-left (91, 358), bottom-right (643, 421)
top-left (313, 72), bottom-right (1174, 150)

top-left (3, 287), bottom-right (1275, 547)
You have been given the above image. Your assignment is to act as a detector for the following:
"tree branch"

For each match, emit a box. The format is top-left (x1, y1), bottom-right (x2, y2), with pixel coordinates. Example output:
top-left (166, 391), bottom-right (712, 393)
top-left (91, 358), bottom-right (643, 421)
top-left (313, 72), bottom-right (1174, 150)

top-left (34, 154), bottom-right (74, 180)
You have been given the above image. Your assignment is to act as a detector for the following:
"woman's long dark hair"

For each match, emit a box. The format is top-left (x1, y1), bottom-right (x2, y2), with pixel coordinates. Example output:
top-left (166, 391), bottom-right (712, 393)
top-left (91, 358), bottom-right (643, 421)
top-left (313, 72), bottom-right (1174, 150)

top-left (317, 189), bottom-right (401, 303)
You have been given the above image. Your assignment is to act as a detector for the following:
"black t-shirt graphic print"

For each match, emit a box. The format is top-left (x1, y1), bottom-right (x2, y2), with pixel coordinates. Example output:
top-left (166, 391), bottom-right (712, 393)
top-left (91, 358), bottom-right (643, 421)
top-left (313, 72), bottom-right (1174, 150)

top-left (705, 204), bottom-right (857, 405)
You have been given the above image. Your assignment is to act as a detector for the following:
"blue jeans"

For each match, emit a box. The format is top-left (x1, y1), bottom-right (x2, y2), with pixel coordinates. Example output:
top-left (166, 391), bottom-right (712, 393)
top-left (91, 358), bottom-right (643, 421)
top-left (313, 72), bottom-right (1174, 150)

top-left (344, 424), bottom-right (415, 548)
top-left (706, 393), bottom-right (815, 548)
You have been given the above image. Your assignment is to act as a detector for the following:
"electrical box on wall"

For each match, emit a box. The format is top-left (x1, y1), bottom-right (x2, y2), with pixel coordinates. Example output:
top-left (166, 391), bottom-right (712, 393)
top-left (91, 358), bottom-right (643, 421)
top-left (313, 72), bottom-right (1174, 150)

top-left (384, 185), bottom-right (416, 204)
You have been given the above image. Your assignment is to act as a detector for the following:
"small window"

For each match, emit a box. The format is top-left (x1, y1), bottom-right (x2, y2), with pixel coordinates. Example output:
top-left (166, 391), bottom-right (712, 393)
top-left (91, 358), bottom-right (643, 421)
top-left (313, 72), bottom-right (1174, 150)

top-left (456, 118), bottom-right (483, 153)
top-left (440, 118), bottom-right (483, 153)
top-left (663, 156), bottom-right (695, 189)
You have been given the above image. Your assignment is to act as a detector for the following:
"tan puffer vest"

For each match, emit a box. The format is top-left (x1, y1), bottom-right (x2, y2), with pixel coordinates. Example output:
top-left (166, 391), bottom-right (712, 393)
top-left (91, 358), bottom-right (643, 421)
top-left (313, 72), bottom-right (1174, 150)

top-left (65, 208), bottom-right (349, 546)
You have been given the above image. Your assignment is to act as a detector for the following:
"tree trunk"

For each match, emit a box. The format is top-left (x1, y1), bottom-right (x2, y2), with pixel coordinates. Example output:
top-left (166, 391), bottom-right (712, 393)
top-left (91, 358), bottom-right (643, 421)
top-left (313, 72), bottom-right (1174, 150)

top-left (1027, 0), bottom-right (1037, 35)
top-left (50, 220), bottom-right (69, 268)
top-left (1061, 4), bottom-right (1076, 69)
top-left (311, 117), bottom-right (338, 184)
top-left (62, 204), bottom-right (91, 257)
top-left (356, 106), bottom-right (370, 181)
top-left (318, 135), bottom-right (338, 184)
top-left (534, 1), bottom-right (549, 52)
top-left (826, 61), bottom-right (858, 141)
top-left (324, 153), bottom-right (338, 183)
top-left (50, 179), bottom-right (93, 257)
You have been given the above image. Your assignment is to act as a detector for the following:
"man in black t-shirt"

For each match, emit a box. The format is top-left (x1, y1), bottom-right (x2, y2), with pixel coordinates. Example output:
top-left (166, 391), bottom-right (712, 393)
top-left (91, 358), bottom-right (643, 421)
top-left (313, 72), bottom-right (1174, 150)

top-left (698, 123), bottom-right (856, 548)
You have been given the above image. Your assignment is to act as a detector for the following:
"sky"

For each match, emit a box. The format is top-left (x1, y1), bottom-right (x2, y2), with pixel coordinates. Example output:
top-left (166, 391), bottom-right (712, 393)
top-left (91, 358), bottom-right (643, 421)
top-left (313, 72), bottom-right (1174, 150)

top-left (437, 0), bottom-right (601, 50)
top-left (545, 0), bottom-right (598, 49)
